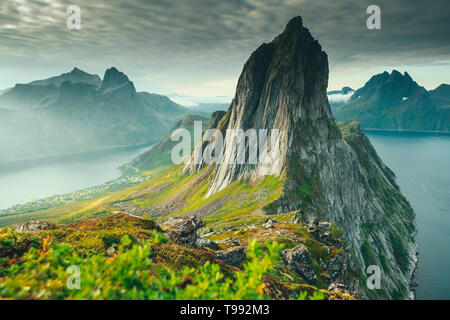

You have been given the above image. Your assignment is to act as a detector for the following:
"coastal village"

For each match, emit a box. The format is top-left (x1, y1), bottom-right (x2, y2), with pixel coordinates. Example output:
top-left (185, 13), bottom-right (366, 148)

top-left (0, 174), bottom-right (150, 217)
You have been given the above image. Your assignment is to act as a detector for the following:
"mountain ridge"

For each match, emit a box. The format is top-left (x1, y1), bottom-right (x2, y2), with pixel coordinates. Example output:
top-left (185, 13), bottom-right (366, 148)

top-left (0, 67), bottom-right (199, 163)
top-left (333, 71), bottom-right (449, 132)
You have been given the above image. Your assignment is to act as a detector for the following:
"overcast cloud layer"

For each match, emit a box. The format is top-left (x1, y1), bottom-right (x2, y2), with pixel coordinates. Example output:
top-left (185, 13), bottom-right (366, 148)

top-left (1, 0), bottom-right (449, 103)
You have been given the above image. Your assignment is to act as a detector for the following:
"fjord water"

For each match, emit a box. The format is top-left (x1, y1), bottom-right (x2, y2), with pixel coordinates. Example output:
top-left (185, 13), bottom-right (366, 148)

top-left (366, 130), bottom-right (450, 299)
top-left (0, 144), bottom-right (152, 210)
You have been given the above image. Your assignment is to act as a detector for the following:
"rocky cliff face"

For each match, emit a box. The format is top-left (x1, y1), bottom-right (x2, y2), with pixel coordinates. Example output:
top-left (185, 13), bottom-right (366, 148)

top-left (187, 17), bottom-right (417, 299)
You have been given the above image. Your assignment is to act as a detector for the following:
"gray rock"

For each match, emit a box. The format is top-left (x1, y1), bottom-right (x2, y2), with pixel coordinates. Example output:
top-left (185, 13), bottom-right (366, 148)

top-left (327, 282), bottom-right (348, 293)
top-left (282, 244), bottom-right (317, 284)
top-left (263, 220), bottom-right (275, 229)
top-left (159, 216), bottom-right (205, 247)
top-left (210, 111), bottom-right (227, 129)
top-left (196, 238), bottom-right (220, 251)
top-left (215, 246), bottom-right (246, 267)
top-left (15, 220), bottom-right (56, 232)
top-left (324, 252), bottom-right (349, 284)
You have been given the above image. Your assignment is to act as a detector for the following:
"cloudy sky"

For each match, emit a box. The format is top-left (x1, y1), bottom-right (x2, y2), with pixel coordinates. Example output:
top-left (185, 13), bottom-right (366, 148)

top-left (1, 0), bottom-right (449, 105)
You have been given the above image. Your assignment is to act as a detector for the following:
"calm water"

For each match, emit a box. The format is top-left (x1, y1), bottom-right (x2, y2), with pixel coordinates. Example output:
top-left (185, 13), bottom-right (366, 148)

top-left (366, 130), bottom-right (450, 300)
top-left (0, 145), bottom-right (152, 210)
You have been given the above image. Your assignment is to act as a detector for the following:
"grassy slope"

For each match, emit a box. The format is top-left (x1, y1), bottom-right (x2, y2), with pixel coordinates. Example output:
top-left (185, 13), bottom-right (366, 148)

top-left (120, 114), bottom-right (210, 176)
top-left (0, 161), bottom-right (354, 299)
top-left (0, 212), bottom-right (351, 300)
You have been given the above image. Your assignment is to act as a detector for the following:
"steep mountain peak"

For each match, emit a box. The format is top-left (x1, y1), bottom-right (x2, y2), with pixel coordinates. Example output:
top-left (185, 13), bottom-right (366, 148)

top-left (390, 69), bottom-right (402, 77)
top-left (186, 16), bottom-right (417, 299)
top-left (350, 69), bottom-right (425, 104)
top-left (334, 69), bottom-right (445, 131)
top-left (187, 16), bottom-right (330, 192)
top-left (283, 15), bottom-right (304, 33)
top-left (70, 67), bottom-right (84, 74)
top-left (100, 67), bottom-right (132, 92)
top-left (187, 15), bottom-right (331, 192)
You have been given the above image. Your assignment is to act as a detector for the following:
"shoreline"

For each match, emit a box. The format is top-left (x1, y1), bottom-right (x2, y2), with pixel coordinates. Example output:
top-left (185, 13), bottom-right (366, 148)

top-left (0, 141), bottom-right (156, 169)
top-left (363, 128), bottom-right (450, 135)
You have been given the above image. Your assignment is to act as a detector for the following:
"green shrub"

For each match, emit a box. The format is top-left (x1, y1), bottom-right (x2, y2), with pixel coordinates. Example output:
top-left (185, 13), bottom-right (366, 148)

top-left (330, 223), bottom-right (344, 240)
top-left (0, 235), bottom-right (323, 300)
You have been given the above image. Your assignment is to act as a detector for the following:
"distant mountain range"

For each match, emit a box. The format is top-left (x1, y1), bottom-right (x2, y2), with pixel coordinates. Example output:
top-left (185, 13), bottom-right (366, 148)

top-left (331, 71), bottom-right (449, 132)
top-left (188, 103), bottom-right (229, 115)
top-left (429, 84), bottom-right (450, 110)
top-left (0, 67), bottom-right (205, 163)
top-left (327, 87), bottom-right (355, 109)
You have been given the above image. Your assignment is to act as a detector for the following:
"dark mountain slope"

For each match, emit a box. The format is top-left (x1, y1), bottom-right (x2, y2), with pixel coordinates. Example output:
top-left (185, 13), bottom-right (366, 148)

top-left (430, 83), bottom-right (450, 109)
top-left (333, 71), bottom-right (448, 132)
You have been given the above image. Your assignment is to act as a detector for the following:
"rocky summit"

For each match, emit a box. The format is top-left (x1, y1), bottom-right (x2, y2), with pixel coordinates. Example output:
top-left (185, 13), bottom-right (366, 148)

top-left (186, 16), bottom-right (418, 299)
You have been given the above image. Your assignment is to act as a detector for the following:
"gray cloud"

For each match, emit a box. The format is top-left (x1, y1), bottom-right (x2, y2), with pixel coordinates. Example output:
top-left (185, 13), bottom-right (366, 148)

top-left (0, 0), bottom-right (449, 98)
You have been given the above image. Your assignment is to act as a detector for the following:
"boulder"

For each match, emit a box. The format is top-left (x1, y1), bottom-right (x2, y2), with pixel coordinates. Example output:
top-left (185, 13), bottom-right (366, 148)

top-left (324, 252), bottom-right (349, 284)
top-left (215, 246), bottom-right (246, 267)
top-left (327, 282), bottom-right (348, 294)
top-left (159, 216), bottom-right (205, 246)
top-left (263, 219), bottom-right (277, 229)
top-left (196, 238), bottom-right (220, 251)
top-left (282, 244), bottom-right (317, 284)
top-left (15, 220), bottom-right (56, 232)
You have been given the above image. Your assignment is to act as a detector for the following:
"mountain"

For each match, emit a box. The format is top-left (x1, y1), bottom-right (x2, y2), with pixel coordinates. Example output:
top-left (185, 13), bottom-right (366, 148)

top-left (0, 88), bottom-right (11, 95)
top-left (327, 87), bottom-right (355, 110)
top-left (29, 67), bottom-right (101, 88)
top-left (328, 86), bottom-right (354, 96)
top-left (0, 83), bottom-right (58, 109)
top-left (120, 114), bottom-right (210, 175)
top-left (184, 17), bottom-right (417, 299)
top-left (0, 68), bottom-right (196, 163)
top-left (333, 71), bottom-right (449, 131)
top-left (188, 103), bottom-right (229, 115)
top-left (430, 83), bottom-right (450, 109)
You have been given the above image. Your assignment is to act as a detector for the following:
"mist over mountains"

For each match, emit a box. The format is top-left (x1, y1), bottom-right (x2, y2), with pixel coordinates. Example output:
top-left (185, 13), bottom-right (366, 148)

top-left (0, 68), bottom-right (204, 163)
top-left (331, 71), bottom-right (450, 132)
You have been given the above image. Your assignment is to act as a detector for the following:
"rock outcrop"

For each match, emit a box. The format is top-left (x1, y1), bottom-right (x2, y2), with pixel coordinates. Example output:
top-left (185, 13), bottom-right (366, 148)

top-left (196, 237), bottom-right (220, 251)
top-left (15, 220), bottom-right (56, 232)
top-left (281, 244), bottom-right (317, 284)
top-left (185, 17), bottom-right (417, 299)
top-left (215, 246), bottom-right (246, 267)
top-left (159, 216), bottom-right (205, 247)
